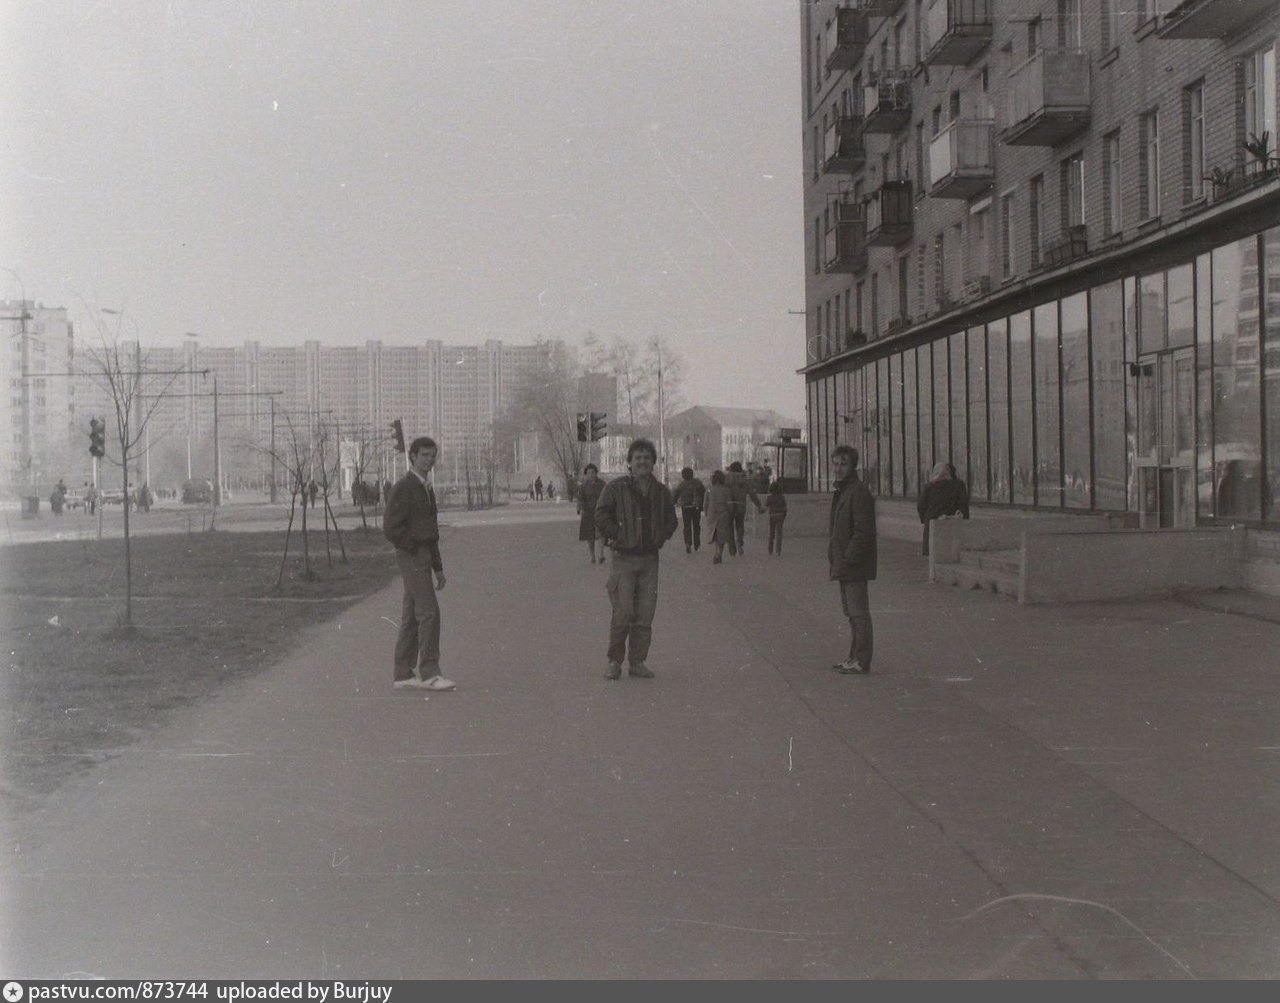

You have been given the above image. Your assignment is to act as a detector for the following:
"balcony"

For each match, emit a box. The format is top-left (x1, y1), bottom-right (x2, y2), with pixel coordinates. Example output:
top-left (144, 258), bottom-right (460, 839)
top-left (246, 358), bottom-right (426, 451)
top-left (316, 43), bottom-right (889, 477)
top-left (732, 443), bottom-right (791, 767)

top-left (823, 116), bottom-right (866, 174)
top-left (923, 0), bottom-right (993, 66)
top-left (863, 70), bottom-right (912, 133)
top-left (824, 201), bottom-right (868, 274)
top-left (1002, 48), bottom-right (1091, 146)
top-left (865, 180), bottom-right (914, 245)
top-left (1042, 225), bottom-right (1089, 267)
top-left (928, 119), bottom-right (994, 198)
top-left (825, 8), bottom-right (870, 73)
top-left (861, 0), bottom-right (908, 15)
top-left (1158, 0), bottom-right (1275, 38)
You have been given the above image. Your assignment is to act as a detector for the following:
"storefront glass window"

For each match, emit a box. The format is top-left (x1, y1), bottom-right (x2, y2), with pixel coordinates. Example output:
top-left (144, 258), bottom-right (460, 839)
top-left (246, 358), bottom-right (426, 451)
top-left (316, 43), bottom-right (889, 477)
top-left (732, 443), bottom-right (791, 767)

top-left (1168, 263), bottom-right (1194, 348)
top-left (919, 345), bottom-right (934, 483)
top-left (1212, 237), bottom-right (1263, 520)
top-left (988, 319), bottom-right (1010, 503)
top-left (1010, 310), bottom-right (1035, 505)
top-left (878, 356), bottom-right (892, 496)
top-left (1034, 301), bottom-right (1062, 507)
top-left (1061, 291), bottom-right (1091, 508)
top-left (1124, 277), bottom-right (1138, 510)
top-left (1139, 271), bottom-right (1166, 354)
top-left (890, 353), bottom-right (904, 497)
top-left (1092, 281), bottom-right (1126, 510)
top-left (1196, 254), bottom-right (1214, 519)
top-left (950, 333), bottom-right (967, 486)
top-left (965, 329), bottom-right (985, 497)
top-left (1263, 228), bottom-right (1280, 522)
top-left (934, 339), bottom-right (950, 470)
top-left (904, 349), bottom-right (919, 498)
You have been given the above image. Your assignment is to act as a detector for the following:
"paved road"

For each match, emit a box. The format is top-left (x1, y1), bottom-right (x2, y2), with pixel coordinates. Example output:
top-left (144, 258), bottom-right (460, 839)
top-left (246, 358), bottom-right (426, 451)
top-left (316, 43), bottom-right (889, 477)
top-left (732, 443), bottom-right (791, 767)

top-left (5, 521), bottom-right (1280, 978)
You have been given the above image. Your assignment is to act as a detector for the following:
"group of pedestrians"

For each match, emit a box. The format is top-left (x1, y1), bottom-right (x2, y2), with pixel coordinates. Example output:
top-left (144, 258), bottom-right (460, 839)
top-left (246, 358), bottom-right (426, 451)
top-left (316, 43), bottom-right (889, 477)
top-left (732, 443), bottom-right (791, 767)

top-left (383, 434), bottom-right (894, 691)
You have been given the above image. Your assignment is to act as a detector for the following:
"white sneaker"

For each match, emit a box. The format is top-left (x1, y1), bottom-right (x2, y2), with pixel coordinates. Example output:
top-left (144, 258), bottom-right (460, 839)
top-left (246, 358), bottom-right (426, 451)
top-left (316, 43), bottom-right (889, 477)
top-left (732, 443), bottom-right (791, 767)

top-left (421, 675), bottom-right (456, 691)
top-left (393, 678), bottom-right (419, 689)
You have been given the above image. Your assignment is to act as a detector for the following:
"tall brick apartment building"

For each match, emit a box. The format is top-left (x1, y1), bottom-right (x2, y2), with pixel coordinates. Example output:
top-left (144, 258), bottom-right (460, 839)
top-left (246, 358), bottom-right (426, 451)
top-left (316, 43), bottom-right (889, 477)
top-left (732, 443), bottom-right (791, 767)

top-left (800, 0), bottom-right (1279, 532)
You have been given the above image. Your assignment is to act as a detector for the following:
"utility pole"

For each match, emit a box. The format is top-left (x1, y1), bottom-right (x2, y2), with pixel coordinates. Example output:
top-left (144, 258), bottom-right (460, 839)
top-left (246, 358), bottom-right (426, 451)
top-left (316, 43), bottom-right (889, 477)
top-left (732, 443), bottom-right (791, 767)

top-left (213, 376), bottom-right (221, 507)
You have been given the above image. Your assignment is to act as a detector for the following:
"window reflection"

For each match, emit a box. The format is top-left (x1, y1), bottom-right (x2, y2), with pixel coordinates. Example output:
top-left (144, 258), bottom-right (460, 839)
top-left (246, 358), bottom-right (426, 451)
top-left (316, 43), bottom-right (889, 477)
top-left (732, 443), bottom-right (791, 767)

top-left (1212, 238), bottom-right (1263, 520)
top-left (1034, 302), bottom-right (1061, 507)
top-left (1062, 292), bottom-right (1091, 508)
top-left (904, 349), bottom-right (918, 498)
top-left (1010, 311), bottom-right (1034, 505)
top-left (989, 319), bottom-right (1010, 503)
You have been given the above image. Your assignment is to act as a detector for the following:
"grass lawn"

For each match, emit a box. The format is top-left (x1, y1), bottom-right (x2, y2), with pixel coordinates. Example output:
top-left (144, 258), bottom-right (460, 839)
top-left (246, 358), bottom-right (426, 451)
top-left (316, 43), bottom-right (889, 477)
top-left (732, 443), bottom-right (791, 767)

top-left (1, 525), bottom-right (398, 814)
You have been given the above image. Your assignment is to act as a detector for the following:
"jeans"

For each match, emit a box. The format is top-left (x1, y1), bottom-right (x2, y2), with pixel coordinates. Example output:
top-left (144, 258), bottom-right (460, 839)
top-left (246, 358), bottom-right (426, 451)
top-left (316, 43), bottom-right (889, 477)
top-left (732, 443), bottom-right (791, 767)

top-left (394, 549), bottom-right (441, 679)
top-left (768, 514), bottom-right (786, 553)
top-left (681, 507), bottom-right (702, 549)
top-left (606, 551), bottom-right (660, 666)
top-left (838, 580), bottom-right (873, 669)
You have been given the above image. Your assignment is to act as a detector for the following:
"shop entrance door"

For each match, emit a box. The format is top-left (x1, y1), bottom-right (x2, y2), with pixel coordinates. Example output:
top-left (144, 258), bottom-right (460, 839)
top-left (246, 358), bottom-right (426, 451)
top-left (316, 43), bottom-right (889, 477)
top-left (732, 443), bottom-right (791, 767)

top-left (1135, 348), bottom-right (1195, 528)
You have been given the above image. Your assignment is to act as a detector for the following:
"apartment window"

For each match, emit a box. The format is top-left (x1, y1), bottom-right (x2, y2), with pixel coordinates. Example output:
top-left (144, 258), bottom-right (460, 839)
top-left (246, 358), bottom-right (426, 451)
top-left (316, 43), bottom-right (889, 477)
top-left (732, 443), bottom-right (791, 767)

top-left (1029, 175), bottom-right (1044, 268)
top-left (1102, 0), bottom-right (1121, 52)
top-left (934, 232), bottom-right (946, 303)
top-left (814, 217), bottom-right (821, 273)
top-left (1103, 130), bottom-right (1122, 235)
top-left (1062, 152), bottom-right (1085, 228)
top-left (812, 125), bottom-right (820, 179)
top-left (1137, 0), bottom-right (1158, 26)
top-left (916, 122), bottom-right (926, 193)
top-left (833, 296), bottom-right (841, 351)
top-left (896, 138), bottom-right (910, 180)
top-left (949, 90), bottom-right (961, 121)
top-left (898, 254), bottom-right (910, 321)
top-left (1028, 17), bottom-right (1042, 56)
top-left (870, 273), bottom-right (880, 336)
top-left (932, 106), bottom-right (942, 136)
top-left (915, 0), bottom-right (925, 64)
top-left (1140, 110), bottom-right (1160, 219)
top-left (894, 18), bottom-right (905, 69)
top-left (1243, 47), bottom-right (1278, 169)
top-left (1057, 0), bottom-right (1082, 48)
top-left (844, 289), bottom-right (852, 340)
top-left (856, 281), bottom-right (865, 333)
top-left (1184, 82), bottom-right (1206, 202)
top-left (1000, 191), bottom-right (1015, 279)
top-left (970, 204), bottom-right (990, 280)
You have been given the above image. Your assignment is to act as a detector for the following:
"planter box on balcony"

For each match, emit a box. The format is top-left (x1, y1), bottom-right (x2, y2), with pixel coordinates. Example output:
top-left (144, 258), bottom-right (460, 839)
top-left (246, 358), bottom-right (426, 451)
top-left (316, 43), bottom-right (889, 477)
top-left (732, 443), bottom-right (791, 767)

top-left (823, 116), bottom-right (866, 174)
top-left (928, 119), bottom-right (994, 198)
top-left (866, 180), bottom-right (914, 245)
top-left (1002, 48), bottom-right (1091, 147)
top-left (824, 203), bottom-right (868, 274)
top-left (825, 8), bottom-right (869, 73)
top-left (863, 71), bottom-right (912, 133)
top-left (1158, 0), bottom-right (1274, 39)
top-left (923, 0), bottom-right (993, 66)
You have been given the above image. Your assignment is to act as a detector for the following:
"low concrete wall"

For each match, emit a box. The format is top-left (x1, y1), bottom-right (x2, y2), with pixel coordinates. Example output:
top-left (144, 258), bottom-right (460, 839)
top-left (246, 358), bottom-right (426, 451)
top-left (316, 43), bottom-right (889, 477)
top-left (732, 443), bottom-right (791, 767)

top-left (930, 512), bottom-right (1111, 565)
top-left (1021, 528), bottom-right (1245, 603)
top-left (1244, 528), bottom-right (1280, 598)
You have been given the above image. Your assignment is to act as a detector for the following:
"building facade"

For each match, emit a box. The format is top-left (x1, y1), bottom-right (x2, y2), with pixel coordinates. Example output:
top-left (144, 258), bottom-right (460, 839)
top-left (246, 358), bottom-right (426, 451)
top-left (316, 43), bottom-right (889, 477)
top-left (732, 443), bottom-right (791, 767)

top-left (71, 337), bottom-right (577, 491)
top-left (1, 301), bottom-right (76, 498)
top-left (666, 406), bottom-right (804, 474)
top-left (801, 0), bottom-right (1280, 528)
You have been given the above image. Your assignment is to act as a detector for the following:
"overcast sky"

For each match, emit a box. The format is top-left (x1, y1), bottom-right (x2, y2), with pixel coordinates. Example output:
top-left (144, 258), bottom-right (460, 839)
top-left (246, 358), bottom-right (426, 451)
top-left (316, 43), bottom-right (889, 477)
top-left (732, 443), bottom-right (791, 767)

top-left (2, 1), bottom-right (806, 417)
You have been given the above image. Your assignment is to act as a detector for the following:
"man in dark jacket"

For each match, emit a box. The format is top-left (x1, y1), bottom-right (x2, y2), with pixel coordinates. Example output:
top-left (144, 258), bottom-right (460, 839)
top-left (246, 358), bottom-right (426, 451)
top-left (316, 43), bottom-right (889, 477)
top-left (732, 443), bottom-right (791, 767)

top-left (725, 461), bottom-right (763, 555)
top-left (828, 445), bottom-right (877, 675)
top-left (383, 436), bottom-right (454, 691)
top-left (916, 462), bottom-right (970, 555)
top-left (594, 438), bottom-right (679, 680)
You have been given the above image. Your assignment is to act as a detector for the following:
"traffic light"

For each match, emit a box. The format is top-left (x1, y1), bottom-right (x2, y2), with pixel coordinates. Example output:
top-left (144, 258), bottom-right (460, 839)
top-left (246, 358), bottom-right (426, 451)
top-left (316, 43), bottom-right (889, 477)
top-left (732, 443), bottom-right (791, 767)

top-left (88, 417), bottom-right (105, 458)
top-left (590, 412), bottom-right (608, 442)
top-left (575, 413), bottom-right (588, 442)
top-left (390, 418), bottom-right (405, 453)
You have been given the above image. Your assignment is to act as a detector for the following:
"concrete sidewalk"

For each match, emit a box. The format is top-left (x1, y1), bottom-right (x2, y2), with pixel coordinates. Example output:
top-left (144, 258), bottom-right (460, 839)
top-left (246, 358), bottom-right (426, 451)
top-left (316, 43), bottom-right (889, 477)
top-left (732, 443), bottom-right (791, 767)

top-left (4, 521), bottom-right (1280, 978)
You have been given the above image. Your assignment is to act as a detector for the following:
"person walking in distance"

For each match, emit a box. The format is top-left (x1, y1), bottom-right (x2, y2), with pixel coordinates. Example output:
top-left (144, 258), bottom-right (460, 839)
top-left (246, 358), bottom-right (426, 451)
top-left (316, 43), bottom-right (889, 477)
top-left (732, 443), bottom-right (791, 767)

top-left (765, 480), bottom-right (788, 556)
top-left (725, 461), bottom-right (762, 555)
top-left (534, 474), bottom-right (544, 501)
top-left (672, 466), bottom-right (706, 554)
top-left (705, 470), bottom-right (733, 564)
top-left (828, 445), bottom-right (877, 675)
top-left (383, 436), bottom-right (455, 692)
top-left (594, 438), bottom-right (678, 680)
top-left (576, 463), bottom-right (605, 564)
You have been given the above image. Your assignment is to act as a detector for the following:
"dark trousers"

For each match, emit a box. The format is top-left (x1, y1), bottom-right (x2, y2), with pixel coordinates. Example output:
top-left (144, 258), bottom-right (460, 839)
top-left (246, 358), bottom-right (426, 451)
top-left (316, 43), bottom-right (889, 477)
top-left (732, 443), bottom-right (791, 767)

top-left (606, 552), bottom-right (660, 666)
top-left (681, 506), bottom-right (702, 550)
top-left (768, 514), bottom-right (786, 553)
top-left (394, 550), bottom-right (441, 680)
top-left (731, 506), bottom-right (747, 550)
top-left (838, 580), bottom-right (873, 669)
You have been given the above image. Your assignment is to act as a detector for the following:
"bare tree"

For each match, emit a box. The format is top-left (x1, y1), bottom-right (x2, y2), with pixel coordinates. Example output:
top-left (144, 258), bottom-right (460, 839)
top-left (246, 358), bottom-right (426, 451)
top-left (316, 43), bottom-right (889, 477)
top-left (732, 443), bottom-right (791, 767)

top-left (346, 425), bottom-right (385, 532)
top-left (312, 419), bottom-right (347, 567)
top-left (504, 339), bottom-right (587, 492)
top-left (257, 407), bottom-right (319, 587)
top-left (79, 312), bottom-right (184, 628)
top-left (584, 333), bottom-right (651, 429)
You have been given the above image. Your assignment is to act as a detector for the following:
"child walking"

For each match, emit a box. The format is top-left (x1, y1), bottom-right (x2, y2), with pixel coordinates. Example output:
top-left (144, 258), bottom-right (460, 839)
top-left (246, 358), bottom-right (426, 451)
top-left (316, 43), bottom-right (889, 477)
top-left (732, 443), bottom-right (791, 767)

top-left (766, 481), bottom-right (788, 555)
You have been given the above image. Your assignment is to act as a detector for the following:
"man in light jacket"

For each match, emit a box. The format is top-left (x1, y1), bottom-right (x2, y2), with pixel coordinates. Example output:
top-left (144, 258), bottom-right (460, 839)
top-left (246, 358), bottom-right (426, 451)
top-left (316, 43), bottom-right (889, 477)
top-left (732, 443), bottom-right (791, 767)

top-left (828, 445), bottom-right (877, 675)
top-left (594, 438), bottom-right (679, 680)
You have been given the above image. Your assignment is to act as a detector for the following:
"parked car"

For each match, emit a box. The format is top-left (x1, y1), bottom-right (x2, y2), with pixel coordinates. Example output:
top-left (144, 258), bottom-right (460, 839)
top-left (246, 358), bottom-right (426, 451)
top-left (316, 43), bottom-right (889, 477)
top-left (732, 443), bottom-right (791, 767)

top-left (63, 489), bottom-right (85, 510)
top-left (100, 489), bottom-right (125, 505)
top-left (182, 478), bottom-right (214, 504)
